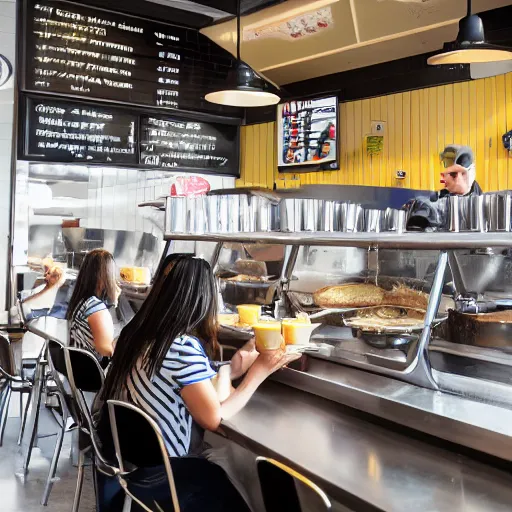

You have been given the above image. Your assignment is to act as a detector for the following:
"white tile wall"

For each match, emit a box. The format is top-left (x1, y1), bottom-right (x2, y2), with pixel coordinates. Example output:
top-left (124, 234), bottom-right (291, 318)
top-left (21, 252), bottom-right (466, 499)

top-left (0, 0), bottom-right (16, 311)
top-left (85, 168), bottom-right (235, 236)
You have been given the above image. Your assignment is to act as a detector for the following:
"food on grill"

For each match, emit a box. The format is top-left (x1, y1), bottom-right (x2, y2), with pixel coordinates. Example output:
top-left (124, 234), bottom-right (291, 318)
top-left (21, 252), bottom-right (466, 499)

top-left (383, 284), bottom-right (429, 311)
top-left (225, 274), bottom-right (265, 283)
top-left (218, 314), bottom-right (240, 327)
top-left (345, 305), bottom-right (426, 331)
top-left (313, 284), bottom-right (385, 308)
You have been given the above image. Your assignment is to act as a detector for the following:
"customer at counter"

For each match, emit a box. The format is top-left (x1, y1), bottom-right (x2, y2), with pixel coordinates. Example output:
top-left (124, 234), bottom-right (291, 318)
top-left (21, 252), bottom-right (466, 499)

top-left (406, 145), bottom-right (482, 230)
top-left (67, 249), bottom-right (120, 366)
top-left (97, 255), bottom-right (299, 512)
top-left (21, 266), bottom-right (65, 320)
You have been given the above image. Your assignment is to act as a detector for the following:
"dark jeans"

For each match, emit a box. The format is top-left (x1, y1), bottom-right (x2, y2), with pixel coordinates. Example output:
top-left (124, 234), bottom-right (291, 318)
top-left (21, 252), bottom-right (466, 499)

top-left (97, 457), bottom-right (250, 512)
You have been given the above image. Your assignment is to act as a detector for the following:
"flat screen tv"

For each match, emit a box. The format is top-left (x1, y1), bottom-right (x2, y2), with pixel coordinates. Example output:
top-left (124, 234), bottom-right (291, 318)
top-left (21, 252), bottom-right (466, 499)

top-left (277, 95), bottom-right (338, 172)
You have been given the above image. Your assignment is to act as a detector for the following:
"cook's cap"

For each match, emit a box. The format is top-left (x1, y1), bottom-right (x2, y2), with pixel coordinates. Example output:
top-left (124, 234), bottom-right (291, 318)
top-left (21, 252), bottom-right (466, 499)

top-left (440, 145), bottom-right (474, 169)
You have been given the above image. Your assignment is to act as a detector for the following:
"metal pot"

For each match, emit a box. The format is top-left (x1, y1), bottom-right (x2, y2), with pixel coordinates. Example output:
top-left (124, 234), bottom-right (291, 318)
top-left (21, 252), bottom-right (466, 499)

top-left (485, 192), bottom-right (512, 232)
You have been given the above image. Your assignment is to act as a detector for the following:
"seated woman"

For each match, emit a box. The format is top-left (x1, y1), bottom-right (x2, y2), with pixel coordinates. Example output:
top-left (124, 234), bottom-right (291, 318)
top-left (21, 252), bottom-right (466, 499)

top-left (67, 249), bottom-right (119, 365)
top-left (97, 255), bottom-right (299, 512)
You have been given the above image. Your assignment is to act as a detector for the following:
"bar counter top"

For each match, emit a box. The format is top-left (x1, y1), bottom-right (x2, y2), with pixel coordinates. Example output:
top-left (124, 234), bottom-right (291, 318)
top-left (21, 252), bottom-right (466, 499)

top-left (222, 381), bottom-right (512, 512)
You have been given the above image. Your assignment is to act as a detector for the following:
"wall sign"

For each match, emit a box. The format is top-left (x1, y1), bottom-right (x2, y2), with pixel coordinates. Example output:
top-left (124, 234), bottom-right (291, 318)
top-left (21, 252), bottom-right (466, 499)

top-left (23, 0), bottom-right (240, 115)
top-left (24, 96), bottom-right (137, 164)
top-left (140, 115), bottom-right (238, 174)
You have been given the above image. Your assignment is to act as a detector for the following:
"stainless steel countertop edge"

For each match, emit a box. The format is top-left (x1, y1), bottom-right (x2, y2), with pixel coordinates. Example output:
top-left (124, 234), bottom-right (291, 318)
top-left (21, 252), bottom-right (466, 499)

top-left (271, 360), bottom-right (512, 461)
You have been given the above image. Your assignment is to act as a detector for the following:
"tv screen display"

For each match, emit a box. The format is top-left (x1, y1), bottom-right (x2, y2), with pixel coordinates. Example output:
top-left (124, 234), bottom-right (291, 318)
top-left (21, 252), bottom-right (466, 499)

top-left (277, 95), bottom-right (338, 171)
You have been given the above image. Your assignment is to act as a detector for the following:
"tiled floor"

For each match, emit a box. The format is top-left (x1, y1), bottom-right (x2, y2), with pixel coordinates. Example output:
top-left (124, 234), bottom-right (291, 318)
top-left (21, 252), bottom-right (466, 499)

top-left (0, 394), bottom-right (96, 512)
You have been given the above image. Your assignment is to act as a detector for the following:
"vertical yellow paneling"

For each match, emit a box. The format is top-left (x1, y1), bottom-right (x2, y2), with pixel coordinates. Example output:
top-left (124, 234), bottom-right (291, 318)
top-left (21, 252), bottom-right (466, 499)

top-left (476, 79), bottom-right (486, 190)
top-left (428, 87), bottom-right (438, 192)
top-left (496, 76), bottom-right (507, 191)
top-left (410, 89), bottom-right (421, 190)
top-left (238, 73), bottom-right (512, 192)
top-left (506, 74), bottom-right (512, 189)
top-left (380, 96), bottom-right (389, 188)
top-left (394, 95), bottom-right (403, 188)
top-left (402, 92), bottom-right (411, 189)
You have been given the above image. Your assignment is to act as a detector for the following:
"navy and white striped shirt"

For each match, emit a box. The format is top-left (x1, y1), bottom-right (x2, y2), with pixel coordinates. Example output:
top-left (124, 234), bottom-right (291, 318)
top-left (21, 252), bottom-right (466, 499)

top-left (69, 296), bottom-right (108, 361)
top-left (118, 335), bottom-right (216, 457)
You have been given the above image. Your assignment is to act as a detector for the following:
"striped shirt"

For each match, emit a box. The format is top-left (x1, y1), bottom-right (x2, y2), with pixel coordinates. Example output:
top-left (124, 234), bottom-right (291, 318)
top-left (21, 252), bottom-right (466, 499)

top-left (118, 335), bottom-right (216, 457)
top-left (69, 296), bottom-right (107, 362)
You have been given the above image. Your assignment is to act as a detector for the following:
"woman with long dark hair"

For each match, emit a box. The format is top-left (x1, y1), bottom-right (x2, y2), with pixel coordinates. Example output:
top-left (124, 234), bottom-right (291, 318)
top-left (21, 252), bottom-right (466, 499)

top-left (98, 254), bottom-right (299, 511)
top-left (67, 249), bottom-right (119, 363)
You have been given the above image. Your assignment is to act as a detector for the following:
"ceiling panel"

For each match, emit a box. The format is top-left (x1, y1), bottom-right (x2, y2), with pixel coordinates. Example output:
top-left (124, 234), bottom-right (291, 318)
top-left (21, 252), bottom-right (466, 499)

top-left (354, 0), bottom-right (512, 42)
top-left (265, 23), bottom-right (459, 84)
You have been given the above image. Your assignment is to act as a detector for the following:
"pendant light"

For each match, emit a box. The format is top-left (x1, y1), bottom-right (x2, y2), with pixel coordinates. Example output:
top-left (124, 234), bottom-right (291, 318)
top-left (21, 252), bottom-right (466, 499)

top-left (427, 0), bottom-right (512, 65)
top-left (205, 0), bottom-right (280, 107)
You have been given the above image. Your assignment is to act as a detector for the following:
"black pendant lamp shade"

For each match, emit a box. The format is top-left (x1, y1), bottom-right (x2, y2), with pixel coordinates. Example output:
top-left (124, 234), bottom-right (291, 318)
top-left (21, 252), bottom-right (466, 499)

top-left (205, 0), bottom-right (280, 107)
top-left (427, 0), bottom-right (512, 65)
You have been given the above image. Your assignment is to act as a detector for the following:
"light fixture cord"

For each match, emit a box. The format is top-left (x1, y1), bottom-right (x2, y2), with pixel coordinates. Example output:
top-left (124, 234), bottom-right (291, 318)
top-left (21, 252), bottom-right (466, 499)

top-left (236, 0), bottom-right (241, 61)
top-left (467, 0), bottom-right (472, 16)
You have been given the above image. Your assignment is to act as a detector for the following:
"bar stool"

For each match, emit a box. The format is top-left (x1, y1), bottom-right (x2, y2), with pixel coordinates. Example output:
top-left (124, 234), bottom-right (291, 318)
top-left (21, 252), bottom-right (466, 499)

top-left (256, 456), bottom-right (332, 512)
top-left (0, 332), bottom-right (33, 446)
top-left (107, 399), bottom-right (181, 512)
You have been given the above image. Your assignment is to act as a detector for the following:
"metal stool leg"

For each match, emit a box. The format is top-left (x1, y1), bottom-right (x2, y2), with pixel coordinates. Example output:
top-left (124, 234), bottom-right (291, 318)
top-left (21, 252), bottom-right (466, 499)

top-left (72, 448), bottom-right (86, 512)
top-left (0, 386), bottom-right (12, 447)
top-left (41, 392), bottom-right (66, 506)
top-left (22, 359), bottom-right (46, 472)
top-left (122, 495), bottom-right (132, 512)
top-left (18, 388), bottom-right (32, 446)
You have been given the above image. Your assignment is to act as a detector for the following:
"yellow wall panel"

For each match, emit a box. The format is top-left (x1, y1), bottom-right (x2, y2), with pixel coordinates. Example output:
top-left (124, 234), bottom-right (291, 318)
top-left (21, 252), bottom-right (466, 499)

top-left (237, 74), bottom-right (512, 192)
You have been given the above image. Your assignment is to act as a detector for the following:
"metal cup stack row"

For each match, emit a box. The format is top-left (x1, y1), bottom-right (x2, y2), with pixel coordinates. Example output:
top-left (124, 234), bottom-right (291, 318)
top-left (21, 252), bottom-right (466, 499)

top-left (445, 191), bottom-right (512, 232)
top-left (165, 195), bottom-right (407, 234)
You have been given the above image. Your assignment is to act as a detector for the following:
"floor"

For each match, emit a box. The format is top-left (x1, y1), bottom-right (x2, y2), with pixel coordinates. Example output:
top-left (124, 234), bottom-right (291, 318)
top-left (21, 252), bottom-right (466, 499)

top-left (0, 385), bottom-right (96, 511)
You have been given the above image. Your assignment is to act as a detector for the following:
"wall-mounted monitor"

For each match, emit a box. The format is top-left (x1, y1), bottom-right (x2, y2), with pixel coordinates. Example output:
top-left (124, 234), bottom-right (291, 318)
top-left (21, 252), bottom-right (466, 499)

top-left (277, 95), bottom-right (338, 172)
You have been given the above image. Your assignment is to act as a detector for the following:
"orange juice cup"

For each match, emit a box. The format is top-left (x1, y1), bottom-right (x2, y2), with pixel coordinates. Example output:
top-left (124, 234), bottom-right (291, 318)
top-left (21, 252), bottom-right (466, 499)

top-left (253, 322), bottom-right (283, 352)
top-left (237, 304), bottom-right (262, 326)
top-left (282, 319), bottom-right (319, 346)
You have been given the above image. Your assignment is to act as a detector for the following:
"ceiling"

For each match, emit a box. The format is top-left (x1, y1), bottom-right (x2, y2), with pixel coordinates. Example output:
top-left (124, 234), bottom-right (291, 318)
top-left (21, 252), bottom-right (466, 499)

top-left (200, 0), bottom-right (512, 85)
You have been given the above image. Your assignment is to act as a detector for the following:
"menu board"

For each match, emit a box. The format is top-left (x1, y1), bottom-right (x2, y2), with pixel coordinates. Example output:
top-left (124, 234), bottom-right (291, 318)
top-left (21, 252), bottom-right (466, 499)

top-left (24, 0), bottom-right (239, 114)
top-left (277, 95), bottom-right (338, 171)
top-left (24, 97), bottom-right (137, 163)
top-left (140, 115), bottom-right (238, 174)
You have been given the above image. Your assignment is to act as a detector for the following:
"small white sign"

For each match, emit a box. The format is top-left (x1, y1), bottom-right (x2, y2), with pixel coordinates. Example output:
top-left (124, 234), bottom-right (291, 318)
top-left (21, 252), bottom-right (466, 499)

top-left (371, 121), bottom-right (386, 135)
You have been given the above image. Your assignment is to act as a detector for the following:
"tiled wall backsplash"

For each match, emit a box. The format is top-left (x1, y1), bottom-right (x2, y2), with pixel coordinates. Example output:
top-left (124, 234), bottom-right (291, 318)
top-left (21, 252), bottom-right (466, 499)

top-left (85, 168), bottom-right (235, 236)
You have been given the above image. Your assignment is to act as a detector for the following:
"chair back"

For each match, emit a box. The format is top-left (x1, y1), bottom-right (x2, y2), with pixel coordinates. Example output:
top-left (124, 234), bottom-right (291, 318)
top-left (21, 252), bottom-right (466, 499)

top-left (107, 400), bottom-right (180, 512)
top-left (256, 457), bottom-right (331, 512)
top-left (0, 332), bottom-right (16, 378)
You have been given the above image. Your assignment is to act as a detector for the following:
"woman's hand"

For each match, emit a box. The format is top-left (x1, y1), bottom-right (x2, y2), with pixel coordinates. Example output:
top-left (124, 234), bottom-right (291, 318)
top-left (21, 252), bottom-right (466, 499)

top-left (248, 348), bottom-right (301, 382)
top-left (230, 338), bottom-right (259, 380)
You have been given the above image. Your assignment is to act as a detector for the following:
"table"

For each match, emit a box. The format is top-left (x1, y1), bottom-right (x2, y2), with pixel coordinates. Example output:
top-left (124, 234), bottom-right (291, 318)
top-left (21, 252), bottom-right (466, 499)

top-left (222, 381), bottom-right (512, 512)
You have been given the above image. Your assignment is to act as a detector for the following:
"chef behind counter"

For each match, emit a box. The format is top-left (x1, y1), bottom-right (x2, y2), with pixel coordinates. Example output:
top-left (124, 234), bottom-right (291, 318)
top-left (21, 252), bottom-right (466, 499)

top-left (406, 145), bottom-right (482, 231)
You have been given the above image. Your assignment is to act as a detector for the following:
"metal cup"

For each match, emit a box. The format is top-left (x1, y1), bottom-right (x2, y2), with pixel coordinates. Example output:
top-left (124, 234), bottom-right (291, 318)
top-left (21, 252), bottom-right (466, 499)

top-left (343, 203), bottom-right (364, 232)
top-left (205, 195), bottom-right (219, 233)
top-left (448, 195), bottom-right (460, 232)
top-left (239, 195), bottom-right (251, 232)
top-left (364, 209), bottom-right (382, 233)
top-left (165, 196), bottom-right (187, 233)
top-left (303, 199), bottom-right (321, 232)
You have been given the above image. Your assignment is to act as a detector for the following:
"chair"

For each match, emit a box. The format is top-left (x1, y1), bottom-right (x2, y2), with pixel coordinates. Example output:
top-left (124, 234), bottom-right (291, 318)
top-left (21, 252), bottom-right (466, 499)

top-left (107, 399), bottom-right (181, 512)
top-left (0, 332), bottom-right (33, 447)
top-left (256, 456), bottom-right (331, 512)
top-left (42, 340), bottom-right (108, 510)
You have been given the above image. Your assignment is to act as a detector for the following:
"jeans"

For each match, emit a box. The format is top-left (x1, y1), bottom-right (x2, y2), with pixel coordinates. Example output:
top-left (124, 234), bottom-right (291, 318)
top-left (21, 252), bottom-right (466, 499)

top-left (97, 457), bottom-right (251, 512)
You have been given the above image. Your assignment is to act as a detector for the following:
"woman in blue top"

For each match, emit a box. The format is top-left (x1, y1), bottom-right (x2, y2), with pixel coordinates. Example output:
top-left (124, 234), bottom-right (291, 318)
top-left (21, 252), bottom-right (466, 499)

top-left (98, 255), bottom-right (299, 511)
top-left (67, 249), bottom-right (119, 365)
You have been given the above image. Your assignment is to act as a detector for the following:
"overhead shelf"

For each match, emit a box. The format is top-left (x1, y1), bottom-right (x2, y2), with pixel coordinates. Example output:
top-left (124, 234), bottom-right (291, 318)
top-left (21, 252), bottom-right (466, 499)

top-left (163, 231), bottom-right (512, 249)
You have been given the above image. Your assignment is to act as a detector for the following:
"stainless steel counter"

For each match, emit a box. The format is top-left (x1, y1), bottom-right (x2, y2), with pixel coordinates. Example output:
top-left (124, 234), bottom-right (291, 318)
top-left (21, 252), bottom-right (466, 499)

top-left (222, 381), bottom-right (512, 512)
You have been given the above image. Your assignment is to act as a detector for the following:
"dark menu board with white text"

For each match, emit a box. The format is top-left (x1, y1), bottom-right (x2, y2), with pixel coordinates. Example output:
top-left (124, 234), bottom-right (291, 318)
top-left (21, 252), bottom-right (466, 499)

top-left (25, 97), bottom-right (137, 163)
top-left (140, 115), bottom-right (238, 174)
top-left (24, 0), bottom-right (238, 114)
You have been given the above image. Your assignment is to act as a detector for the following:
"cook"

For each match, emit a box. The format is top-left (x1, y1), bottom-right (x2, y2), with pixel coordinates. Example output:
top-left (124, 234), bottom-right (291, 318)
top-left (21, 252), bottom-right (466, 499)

top-left (406, 144), bottom-right (482, 231)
